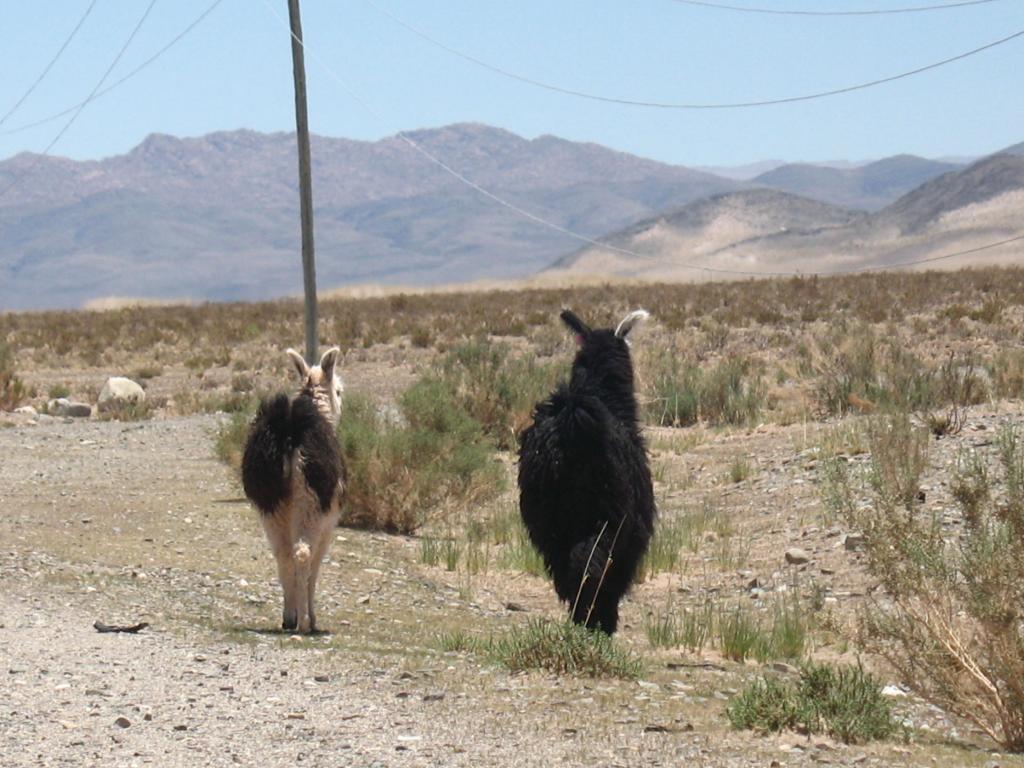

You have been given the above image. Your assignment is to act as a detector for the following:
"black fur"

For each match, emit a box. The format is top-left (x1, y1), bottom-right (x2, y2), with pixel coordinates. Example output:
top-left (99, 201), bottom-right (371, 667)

top-left (517, 312), bottom-right (656, 634)
top-left (242, 393), bottom-right (344, 515)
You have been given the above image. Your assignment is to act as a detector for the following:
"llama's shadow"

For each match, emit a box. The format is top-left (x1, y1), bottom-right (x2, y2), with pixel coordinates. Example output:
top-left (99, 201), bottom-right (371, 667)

top-left (240, 626), bottom-right (334, 638)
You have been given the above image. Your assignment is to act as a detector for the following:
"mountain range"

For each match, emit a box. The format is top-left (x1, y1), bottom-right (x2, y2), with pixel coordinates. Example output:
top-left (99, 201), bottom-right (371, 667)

top-left (1, 124), bottom-right (1021, 310)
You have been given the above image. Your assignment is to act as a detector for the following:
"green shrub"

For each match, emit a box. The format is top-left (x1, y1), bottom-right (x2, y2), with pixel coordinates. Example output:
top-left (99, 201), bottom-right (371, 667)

top-left (339, 383), bottom-right (504, 534)
top-left (487, 619), bottom-right (643, 679)
top-left (728, 663), bottom-right (897, 744)
top-left (438, 340), bottom-right (559, 449)
top-left (214, 411), bottom-right (252, 468)
top-left (643, 351), bottom-right (765, 428)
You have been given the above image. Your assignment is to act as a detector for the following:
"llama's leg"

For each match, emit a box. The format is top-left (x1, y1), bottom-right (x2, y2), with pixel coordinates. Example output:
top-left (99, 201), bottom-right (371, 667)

top-left (593, 596), bottom-right (619, 635)
top-left (305, 510), bottom-right (339, 633)
top-left (263, 514), bottom-right (299, 630)
top-left (567, 535), bottom-right (610, 629)
top-left (293, 539), bottom-right (312, 634)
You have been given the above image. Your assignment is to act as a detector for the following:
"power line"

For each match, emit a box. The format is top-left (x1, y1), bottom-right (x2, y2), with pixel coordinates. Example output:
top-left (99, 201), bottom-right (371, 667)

top-left (670, 0), bottom-right (1007, 16)
top-left (0, 0), bottom-right (100, 128)
top-left (263, 0), bottom-right (1022, 279)
top-left (364, 0), bottom-right (1024, 109)
top-left (0, 0), bottom-right (158, 201)
top-left (1, 0), bottom-right (226, 137)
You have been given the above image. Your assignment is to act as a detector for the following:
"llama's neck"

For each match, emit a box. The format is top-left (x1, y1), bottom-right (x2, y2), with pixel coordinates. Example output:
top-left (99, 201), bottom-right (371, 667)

top-left (571, 361), bottom-right (639, 431)
top-left (299, 384), bottom-right (340, 426)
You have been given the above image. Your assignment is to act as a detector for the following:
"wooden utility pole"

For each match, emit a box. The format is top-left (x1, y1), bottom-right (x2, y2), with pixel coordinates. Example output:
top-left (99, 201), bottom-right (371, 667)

top-left (287, 0), bottom-right (317, 362)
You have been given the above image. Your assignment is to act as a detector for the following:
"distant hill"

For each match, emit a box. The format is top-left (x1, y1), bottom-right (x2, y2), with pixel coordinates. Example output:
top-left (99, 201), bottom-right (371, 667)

top-left (549, 153), bottom-right (1024, 280)
top-left (753, 155), bottom-right (962, 211)
top-left (550, 189), bottom-right (864, 272)
top-left (0, 124), bottom-right (740, 310)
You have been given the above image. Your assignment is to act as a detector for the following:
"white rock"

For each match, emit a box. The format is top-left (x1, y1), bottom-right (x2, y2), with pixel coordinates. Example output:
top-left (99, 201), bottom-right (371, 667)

top-left (881, 684), bottom-right (908, 698)
top-left (97, 377), bottom-right (145, 413)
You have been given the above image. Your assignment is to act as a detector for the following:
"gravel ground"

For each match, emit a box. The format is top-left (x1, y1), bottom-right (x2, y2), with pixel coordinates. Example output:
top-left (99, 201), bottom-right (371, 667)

top-left (1, 413), bottom-right (1020, 767)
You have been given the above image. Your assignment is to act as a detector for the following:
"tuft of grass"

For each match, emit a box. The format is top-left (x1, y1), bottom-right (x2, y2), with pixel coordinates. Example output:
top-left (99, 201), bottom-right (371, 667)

top-left (727, 455), bottom-right (754, 484)
top-left (488, 619), bottom-right (643, 679)
top-left (728, 662), bottom-right (898, 744)
top-left (95, 398), bottom-right (155, 422)
top-left (645, 598), bottom-right (713, 653)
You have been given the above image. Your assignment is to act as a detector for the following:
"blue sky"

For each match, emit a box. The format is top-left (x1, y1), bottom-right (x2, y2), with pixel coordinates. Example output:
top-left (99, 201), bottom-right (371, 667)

top-left (1, 0), bottom-right (1021, 168)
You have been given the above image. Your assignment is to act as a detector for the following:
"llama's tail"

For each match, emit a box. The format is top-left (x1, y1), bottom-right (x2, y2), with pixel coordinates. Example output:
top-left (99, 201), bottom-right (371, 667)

top-left (241, 393), bottom-right (294, 514)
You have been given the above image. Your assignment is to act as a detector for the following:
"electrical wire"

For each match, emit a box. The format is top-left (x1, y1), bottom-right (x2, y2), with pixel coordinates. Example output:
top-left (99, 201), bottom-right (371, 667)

top-left (0, 0), bottom-right (158, 201)
top-left (262, 0), bottom-right (1024, 277)
top-left (1, 0), bottom-right (226, 137)
top-left (0, 0), bottom-right (100, 128)
top-left (669, 0), bottom-right (1006, 17)
top-left (364, 0), bottom-right (1024, 109)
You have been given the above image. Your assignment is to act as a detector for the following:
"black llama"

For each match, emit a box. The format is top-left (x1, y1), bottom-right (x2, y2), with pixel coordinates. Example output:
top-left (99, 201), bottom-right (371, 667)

top-left (518, 309), bottom-right (656, 634)
top-left (242, 347), bottom-right (346, 633)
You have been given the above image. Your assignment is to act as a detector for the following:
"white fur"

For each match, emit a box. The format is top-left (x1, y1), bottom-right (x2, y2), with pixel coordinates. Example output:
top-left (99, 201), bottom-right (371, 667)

top-left (614, 309), bottom-right (650, 340)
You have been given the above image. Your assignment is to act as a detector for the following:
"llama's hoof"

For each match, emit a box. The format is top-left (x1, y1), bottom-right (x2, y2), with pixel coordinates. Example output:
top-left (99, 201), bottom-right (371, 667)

top-left (282, 617), bottom-right (298, 631)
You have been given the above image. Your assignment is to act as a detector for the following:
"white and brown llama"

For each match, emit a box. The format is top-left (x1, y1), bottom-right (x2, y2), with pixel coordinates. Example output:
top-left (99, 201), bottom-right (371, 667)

top-left (241, 347), bottom-right (345, 633)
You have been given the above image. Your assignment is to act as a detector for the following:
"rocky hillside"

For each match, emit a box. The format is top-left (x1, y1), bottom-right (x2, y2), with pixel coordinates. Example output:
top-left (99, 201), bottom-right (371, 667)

top-left (0, 125), bottom-right (740, 310)
top-left (551, 153), bottom-right (1024, 280)
top-left (753, 155), bottom-right (961, 212)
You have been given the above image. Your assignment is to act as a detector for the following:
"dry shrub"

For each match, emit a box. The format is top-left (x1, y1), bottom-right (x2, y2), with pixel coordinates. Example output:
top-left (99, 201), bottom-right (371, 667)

top-left (0, 343), bottom-right (28, 411)
top-left (828, 415), bottom-right (1024, 751)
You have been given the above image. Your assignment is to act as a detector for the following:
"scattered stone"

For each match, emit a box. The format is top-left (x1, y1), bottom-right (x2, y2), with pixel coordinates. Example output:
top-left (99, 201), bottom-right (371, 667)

top-left (881, 684), bottom-right (908, 698)
top-left (14, 405), bottom-right (38, 416)
top-left (771, 662), bottom-right (798, 675)
top-left (422, 692), bottom-right (445, 702)
top-left (356, 595), bottom-right (371, 605)
top-left (843, 533), bottom-right (866, 551)
top-left (504, 602), bottom-right (528, 612)
top-left (97, 377), bottom-right (146, 413)
top-left (173, 724), bottom-right (188, 731)
top-left (114, 717), bottom-right (131, 728)
top-left (784, 548), bottom-right (811, 565)
top-left (48, 399), bottom-right (91, 418)
top-left (314, 674), bottom-right (330, 683)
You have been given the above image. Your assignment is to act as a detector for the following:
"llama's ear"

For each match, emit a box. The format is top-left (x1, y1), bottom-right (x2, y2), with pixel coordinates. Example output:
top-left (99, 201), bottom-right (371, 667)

top-left (286, 348), bottom-right (310, 379)
top-left (560, 309), bottom-right (591, 345)
top-left (318, 346), bottom-right (341, 380)
top-left (615, 309), bottom-right (650, 340)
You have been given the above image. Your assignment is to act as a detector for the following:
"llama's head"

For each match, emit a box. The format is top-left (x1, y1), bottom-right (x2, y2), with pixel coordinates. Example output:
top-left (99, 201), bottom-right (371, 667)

top-left (560, 308), bottom-right (649, 397)
top-left (286, 346), bottom-right (343, 425)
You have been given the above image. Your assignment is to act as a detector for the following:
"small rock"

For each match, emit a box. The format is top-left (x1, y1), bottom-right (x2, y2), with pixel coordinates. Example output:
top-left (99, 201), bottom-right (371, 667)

top-left (772, 662), bottom-right (798, 675)
top-left (785, 548), bottom-right (811, 565)
top-left (356, 595), bottom-right (370, 605)
top-left (843, 533), bottom-right (866, 551)
top-left (114, 717), bottom-right (131, 729)
top-left (49, 398), bottom-right (91, 418)
top-left (422, 693), bottom-right (445, 702)
top-left (881, 684), bottom-right (908, 698)
top-left (173, 724), bottom-right (188, 731)
top-left (504, 602), bottom-right (527, 612)
top-left (14, 405), bottom-right (38, 416)
top-left (314, 675), bottom-right (329, 683)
